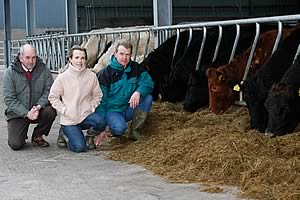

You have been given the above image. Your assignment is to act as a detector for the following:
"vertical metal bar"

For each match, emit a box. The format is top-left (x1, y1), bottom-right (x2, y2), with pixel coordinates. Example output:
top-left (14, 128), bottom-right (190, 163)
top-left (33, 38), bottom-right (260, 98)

top-left (238, 23), bottom-right (261, 103)
top-left (143, 30), bottom-right (151, 59)
top-left (133, 32), bottom-right (140, 62)
top-left (212, 25), bottom-right (223, 62)
top-left (229, 24), bottom-right (240, 63)
top-left (292, 44), bottom-right (300, 64)
top-left (61, 37), bottom-right (66, 67)
top-left (182, 27), bottom-right (193, 56)
top-left (242, 23), bottom-right (260, 81)
top-left (171, 29), bottom-right (180, 69)
top-left (271, 21), bottom-right (282, 54)
top-left (65, 0), bottom-right (78, 34)
top-left (97, 34), bottom-right (102, 58)
top-left (3, 0), bottom-right (11, 68)
top-left (195, 27), bottom-right (207, 71)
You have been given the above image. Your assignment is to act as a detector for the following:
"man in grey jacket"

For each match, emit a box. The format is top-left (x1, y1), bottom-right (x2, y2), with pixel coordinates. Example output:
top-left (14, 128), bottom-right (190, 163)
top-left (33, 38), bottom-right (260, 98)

top-left (3, 44), bottom-right (56, 150)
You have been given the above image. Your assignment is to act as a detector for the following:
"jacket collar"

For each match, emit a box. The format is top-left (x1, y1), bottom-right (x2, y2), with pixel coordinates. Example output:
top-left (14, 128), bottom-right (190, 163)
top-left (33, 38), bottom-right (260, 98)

top-left (12, 54), bottom-right (43, 73)
top-left (67, 63), bottom-right (87, 75)
top-left (110, 55), bottom-right (131, 72)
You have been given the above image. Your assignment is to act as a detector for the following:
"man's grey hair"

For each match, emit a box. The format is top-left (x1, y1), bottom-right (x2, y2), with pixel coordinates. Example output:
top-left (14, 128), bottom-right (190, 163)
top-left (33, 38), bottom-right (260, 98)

top-left (19, 44), bottom-right (36, 55)
top-left (114, 39), bottom-right (133, 53)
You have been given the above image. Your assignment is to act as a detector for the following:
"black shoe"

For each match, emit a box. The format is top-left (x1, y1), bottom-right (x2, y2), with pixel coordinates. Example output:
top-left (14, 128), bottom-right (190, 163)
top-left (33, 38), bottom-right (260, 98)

top-left (86, 135), bottom-right (96, 150)
top-left (57, 127), bottom-right (67, 148)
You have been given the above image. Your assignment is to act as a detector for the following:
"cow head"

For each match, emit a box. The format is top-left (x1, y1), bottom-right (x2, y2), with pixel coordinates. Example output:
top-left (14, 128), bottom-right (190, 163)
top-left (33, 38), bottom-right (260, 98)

top-left (242, 77), bottom-right (268, 132)
top-left (183, 70), bottom-right (209, 112)
top-left (206, 68), bottom-right (239, 114)
top-left (264, 83), bottom-right (299, 136)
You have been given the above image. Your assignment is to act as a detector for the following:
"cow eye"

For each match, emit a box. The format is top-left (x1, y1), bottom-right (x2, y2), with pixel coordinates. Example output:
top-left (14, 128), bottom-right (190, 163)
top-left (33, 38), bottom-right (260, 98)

top-left (211, 85), bottom-right (217, 92)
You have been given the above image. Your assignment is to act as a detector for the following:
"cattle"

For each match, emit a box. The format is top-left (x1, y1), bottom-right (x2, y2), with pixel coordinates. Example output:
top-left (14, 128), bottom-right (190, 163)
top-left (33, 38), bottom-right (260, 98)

top-left (80, 34), bottom-right (111, 68)
top-left (92, 31), bottom-right (155, 73)
top-left (140, 29), bottom-right (203, 100)
top-left (206, 27), bottom-right (293, 114)
top-left (264, 56), bottom-right (300, 136)
top-left (242, 26), bottom-right (300, 132)
top-left (160, 24), bottom-right (257, 103)
top-left (181, 24), bottom-right (267, 112)
top-left (182, 70), bottom-right (209, 111)
top-left (159, 27), bottom-right (221, 102)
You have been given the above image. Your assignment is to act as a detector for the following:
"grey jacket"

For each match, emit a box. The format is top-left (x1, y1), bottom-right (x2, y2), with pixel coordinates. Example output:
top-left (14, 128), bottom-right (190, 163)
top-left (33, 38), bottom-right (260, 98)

top-left (3, 55), bottom-right (54, 120)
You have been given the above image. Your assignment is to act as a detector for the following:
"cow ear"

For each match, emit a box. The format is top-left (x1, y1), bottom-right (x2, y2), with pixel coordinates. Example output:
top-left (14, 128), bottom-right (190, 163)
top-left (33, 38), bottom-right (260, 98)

top-left (205, 68), bottom-right (216, 78)
top-left (216, 70), bottom-right (225, 81)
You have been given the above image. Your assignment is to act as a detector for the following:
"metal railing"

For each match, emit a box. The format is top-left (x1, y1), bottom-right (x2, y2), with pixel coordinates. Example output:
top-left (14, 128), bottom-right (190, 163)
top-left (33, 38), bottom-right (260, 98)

top-left (3, 14), bottom-right (300, 105)
top-left (0, 41), bottom-right (4, 66)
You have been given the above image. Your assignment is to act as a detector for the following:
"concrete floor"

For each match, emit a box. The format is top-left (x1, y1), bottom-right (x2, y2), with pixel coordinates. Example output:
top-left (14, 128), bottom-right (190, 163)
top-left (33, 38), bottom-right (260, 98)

top-left (0, 66), bottom-right (242, 200)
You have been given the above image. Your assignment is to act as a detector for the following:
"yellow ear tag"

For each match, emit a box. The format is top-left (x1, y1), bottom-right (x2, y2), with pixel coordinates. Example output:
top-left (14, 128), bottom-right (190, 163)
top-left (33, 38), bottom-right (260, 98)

top-left (298, 88), bottom-right (300, 96)
top-left (233, 84), bottom-right (240, 92)
top-left (218, 75), bottom-right (223, 81)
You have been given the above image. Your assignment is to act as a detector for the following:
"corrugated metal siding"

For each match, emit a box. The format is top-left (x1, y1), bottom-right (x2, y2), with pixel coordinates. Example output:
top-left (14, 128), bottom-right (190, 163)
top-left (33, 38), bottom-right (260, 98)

top-left (0, 0), bottom-right (299, 30)
top-left (77, 0), bottom-right (300, 31)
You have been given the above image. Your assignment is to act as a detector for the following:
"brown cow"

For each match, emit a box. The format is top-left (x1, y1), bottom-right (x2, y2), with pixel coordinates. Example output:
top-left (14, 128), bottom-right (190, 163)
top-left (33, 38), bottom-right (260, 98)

top-left (206, 27), bottom-right (293, 114)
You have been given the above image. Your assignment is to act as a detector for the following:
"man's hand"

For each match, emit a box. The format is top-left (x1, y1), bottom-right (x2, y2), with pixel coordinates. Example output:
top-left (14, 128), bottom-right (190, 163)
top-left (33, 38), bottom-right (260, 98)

top-left (95, 131), bottom-right (110, 146)
top-left (26, 105), bottom-right (40, 120)
top-left (129, 91), bottom-right (140, 109)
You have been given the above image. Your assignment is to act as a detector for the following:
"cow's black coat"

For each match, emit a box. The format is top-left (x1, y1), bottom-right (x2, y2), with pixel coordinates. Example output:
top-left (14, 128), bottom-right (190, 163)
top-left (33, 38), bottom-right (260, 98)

top-left (181, 24), bottom-right (262, 112)
top-left (243, 27), bottom-right (300, 133)
top-left (140, 30), bottom-right (202, 100)
top-left (264, 55), bottom-right (300, 136)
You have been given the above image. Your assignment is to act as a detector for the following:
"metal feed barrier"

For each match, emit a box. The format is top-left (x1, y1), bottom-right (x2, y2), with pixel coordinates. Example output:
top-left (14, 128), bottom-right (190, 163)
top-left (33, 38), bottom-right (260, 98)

top-left (3, 14), bottom-right (300, 106)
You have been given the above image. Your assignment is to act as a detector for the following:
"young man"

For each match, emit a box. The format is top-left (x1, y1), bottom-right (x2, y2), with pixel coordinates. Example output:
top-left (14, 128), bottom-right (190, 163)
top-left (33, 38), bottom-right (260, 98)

top-left (96, 39), bottom-right (154, 142)
top-left (3, 44), bottom-right (57, 150)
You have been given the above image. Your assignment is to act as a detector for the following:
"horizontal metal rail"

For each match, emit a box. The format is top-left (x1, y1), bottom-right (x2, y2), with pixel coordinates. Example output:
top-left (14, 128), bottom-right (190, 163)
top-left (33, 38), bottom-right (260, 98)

top-left (4, 14), bottom-right (300, 106)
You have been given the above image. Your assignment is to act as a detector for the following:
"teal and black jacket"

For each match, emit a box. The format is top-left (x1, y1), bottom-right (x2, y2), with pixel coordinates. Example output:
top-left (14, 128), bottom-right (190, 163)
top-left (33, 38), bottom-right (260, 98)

top-left (95, 55), bottom-right (154, 116)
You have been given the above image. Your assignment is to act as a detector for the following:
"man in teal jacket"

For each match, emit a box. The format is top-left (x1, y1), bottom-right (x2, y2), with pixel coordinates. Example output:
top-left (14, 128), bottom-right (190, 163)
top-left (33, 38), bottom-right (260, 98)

top-left (96, 39), bottom-right (154, 141)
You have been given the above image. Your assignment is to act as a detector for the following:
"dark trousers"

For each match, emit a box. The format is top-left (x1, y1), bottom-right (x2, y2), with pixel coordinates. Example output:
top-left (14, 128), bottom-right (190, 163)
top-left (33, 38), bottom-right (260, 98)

top-left (7, 105), bottom-right (57, 150)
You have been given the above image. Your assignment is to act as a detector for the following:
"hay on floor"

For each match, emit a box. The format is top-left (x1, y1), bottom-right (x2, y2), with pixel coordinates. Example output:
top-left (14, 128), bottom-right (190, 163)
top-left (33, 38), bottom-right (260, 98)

top-left (107, 102), bottom-right (300, 200)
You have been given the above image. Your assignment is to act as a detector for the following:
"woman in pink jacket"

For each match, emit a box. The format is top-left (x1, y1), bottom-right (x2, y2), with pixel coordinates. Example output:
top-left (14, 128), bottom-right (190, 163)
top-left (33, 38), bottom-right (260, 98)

top-left (49, 45), bottom-right (105, 152)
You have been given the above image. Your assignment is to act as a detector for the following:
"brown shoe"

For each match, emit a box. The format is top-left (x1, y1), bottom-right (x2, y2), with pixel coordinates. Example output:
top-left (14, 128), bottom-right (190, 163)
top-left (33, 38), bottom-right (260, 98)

top-left (31, 136), bottom-right (50, 147)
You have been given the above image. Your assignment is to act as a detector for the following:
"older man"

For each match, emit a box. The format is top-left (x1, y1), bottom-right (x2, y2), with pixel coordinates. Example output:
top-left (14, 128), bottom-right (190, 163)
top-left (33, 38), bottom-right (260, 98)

top-left (3, 44), bottom-right (56, 150)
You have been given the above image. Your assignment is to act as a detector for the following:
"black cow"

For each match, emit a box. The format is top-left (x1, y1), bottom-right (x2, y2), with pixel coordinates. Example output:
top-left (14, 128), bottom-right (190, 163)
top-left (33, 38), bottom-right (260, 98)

top-left (264, 55), bottom-right (300, 136)
top-left (242, 26), bottom-right (300, 133)
top-left (140, 29), bottom-right (202, 101)
top-left (181, 24), bottom-right (272, 112)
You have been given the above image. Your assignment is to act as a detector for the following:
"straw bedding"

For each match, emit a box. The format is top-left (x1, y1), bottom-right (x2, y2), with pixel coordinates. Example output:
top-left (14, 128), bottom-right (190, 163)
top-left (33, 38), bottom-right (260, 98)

top-left (106, 102), bottom-right (300, 200)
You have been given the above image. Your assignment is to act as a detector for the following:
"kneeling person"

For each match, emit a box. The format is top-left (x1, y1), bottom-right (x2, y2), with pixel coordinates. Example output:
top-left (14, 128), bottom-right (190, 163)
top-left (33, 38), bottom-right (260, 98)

top-left (3, 44), bottom-right (56, 150)
top-left (96, 39), bottom-right (154, 143)
top-left (49, 45), bottom-right (105, 153)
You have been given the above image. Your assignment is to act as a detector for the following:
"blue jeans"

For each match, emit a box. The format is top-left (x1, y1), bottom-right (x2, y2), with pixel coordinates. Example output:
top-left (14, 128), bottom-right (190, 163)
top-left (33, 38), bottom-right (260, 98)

top-left (62, 113), bottom-right (106, 153)
top-left (105, 95), bottom-right (152, 136)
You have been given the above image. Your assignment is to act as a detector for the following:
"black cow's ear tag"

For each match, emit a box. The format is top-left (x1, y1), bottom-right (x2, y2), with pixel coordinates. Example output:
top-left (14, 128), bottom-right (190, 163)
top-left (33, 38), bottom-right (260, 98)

top-left (298, 88), bottom-right (300, 96)
top-left (233, 84), bottom-right (240, 91)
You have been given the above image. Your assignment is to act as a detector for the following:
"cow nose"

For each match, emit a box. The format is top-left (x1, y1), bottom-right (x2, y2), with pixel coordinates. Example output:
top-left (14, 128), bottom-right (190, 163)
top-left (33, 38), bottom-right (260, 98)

top-left (264, 130), bottom-right (275, 137)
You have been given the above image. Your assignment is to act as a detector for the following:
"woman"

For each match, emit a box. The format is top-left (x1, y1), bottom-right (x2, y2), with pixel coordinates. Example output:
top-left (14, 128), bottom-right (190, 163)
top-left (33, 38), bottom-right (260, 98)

top-left (49, 45), bottom-right (105, 152)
